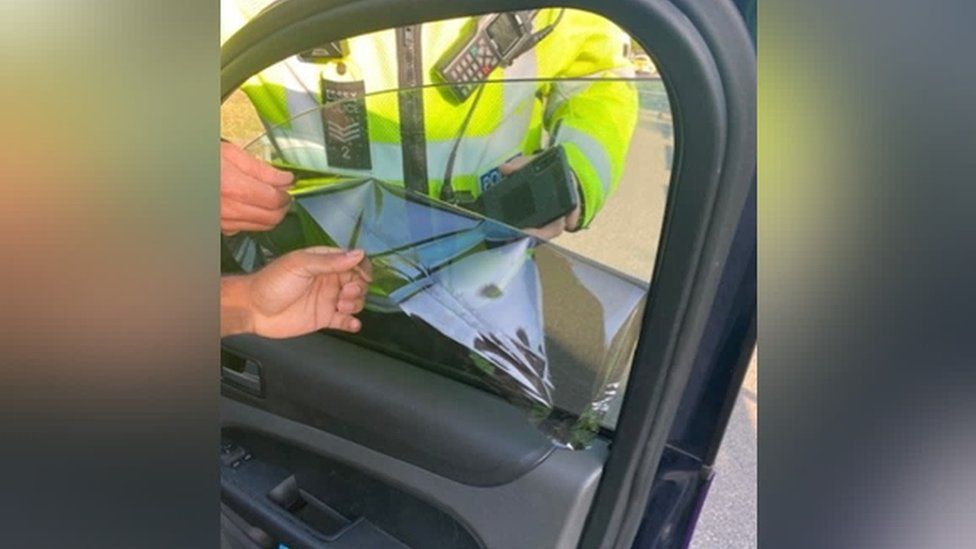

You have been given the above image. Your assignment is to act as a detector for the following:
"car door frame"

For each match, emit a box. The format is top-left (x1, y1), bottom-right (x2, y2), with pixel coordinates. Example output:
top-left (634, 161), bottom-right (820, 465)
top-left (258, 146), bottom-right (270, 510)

top-left (221, 1), bottom-right (756, 548)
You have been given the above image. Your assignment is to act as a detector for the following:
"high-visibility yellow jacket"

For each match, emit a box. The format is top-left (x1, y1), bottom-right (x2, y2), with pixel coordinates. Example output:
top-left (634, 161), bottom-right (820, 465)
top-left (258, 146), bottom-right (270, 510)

top-left (221, 1), bottom-right (638, 227)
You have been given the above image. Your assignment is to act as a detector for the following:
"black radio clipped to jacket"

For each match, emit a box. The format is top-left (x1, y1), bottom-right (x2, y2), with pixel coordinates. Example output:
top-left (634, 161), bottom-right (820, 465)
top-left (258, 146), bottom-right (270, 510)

top-left (471, 146), bottom-right (578, 230)
top-left (432, 12), bottom-right (537, 102)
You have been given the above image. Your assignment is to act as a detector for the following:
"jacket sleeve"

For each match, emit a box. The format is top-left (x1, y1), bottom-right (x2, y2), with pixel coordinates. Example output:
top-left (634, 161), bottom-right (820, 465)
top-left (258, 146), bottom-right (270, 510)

top-left (539, 10), bottom-right (640, 228)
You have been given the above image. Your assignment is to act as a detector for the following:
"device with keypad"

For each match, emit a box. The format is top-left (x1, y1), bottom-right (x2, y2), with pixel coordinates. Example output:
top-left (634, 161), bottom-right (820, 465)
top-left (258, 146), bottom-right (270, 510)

top-left (433, 12), bottom-right (537, 102)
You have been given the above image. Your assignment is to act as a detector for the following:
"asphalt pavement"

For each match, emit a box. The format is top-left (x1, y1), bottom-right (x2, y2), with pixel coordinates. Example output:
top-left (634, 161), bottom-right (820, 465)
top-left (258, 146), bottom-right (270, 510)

top-left (689, 354), bottom-right (757, 549)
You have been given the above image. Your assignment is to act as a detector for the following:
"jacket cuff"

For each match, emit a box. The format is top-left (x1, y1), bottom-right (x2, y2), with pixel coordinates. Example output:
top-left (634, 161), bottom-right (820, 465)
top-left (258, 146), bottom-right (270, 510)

top-left (560, 141), bottom-right (604, 229)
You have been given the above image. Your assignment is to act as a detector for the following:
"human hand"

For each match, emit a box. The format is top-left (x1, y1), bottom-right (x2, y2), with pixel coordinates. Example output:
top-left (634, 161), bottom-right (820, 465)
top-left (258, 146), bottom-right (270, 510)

top-left (221, 141), bottom-right (295, 235)
top-left (221, 247), bottom-right (373, 339)
top-left (498, 154), bottom-right (582, 240)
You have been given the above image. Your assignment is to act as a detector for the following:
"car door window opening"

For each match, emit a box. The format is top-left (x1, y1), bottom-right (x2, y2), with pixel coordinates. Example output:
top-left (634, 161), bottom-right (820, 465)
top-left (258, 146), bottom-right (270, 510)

top-left (221, 8), bottom-right (675, 448)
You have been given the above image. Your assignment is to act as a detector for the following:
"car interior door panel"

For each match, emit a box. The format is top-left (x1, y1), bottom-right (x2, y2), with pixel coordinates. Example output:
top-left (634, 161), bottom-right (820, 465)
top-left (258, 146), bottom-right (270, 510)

top-left (221, 332), bottom-right (555, 486)
top-left (222, 397), bottom-right (608, 549)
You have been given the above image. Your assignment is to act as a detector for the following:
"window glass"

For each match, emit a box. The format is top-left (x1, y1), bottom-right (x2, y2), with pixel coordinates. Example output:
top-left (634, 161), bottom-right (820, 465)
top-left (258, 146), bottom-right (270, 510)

top-left (220, 7), bottom-right (674, 442)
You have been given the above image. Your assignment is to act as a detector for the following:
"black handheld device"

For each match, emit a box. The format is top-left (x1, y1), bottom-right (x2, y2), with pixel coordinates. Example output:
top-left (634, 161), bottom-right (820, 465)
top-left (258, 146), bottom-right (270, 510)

top-left (432, 12), bottom-right (537, 102)
top-left (472, 146), bottom-right (578, 229)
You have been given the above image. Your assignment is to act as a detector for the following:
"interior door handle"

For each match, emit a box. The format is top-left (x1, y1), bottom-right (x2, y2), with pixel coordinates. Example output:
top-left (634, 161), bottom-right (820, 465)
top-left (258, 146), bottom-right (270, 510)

top-left (221, 475), bottom-right (409, 549)
top-left (221, 348), bottom-right (264, 397)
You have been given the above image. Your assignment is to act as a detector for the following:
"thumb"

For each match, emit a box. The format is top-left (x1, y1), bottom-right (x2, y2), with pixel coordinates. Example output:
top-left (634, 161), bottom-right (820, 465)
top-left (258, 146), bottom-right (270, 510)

top-left (498, 154), bottom-right (533, 176)
top-left (297, 248), bottom-right (366, 276)
top-left (252, 160), bottom-right (294, 187)
top-left (498, 160), bottom-right (519, 176)
top-left (224, 142), bottom-right (294, 187)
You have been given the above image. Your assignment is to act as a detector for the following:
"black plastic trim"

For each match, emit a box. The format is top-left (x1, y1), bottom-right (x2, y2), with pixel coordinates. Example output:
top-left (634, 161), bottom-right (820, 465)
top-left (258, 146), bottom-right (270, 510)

top-left (222, 476), bottom-right (408, 548)
top-left (222, 397), bottom-right (607, 549)
top-left (223, 428), bottom-right (485, 549)
top-left (222, 333), bottom-right (555, 487)
top-left (578, 0), bottom-right (756, 547)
